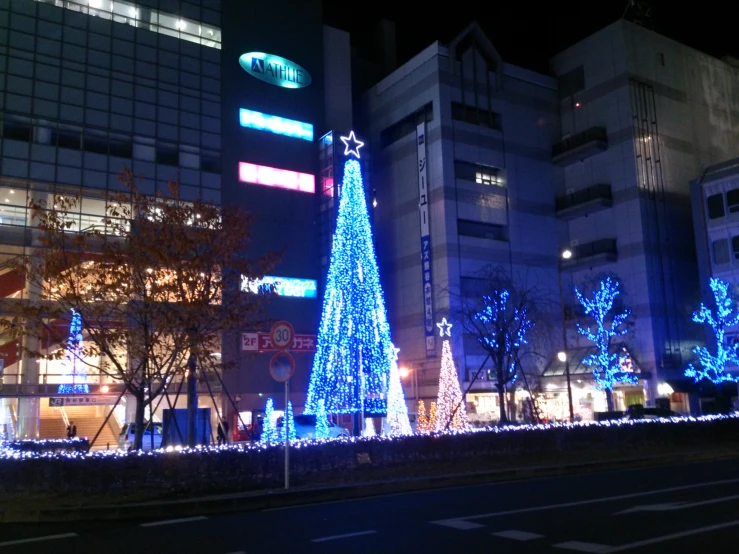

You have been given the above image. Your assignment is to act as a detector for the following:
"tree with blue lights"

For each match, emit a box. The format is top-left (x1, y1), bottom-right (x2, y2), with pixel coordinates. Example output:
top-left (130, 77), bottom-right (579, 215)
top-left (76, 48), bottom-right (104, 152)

top-left (575, 276), bottom-right (636, 411)
top-left (260, 398), bottom-right (277, 443)
top-left (685, 277), bottom-right (739, 384)
top-left (305, 133), bottom-right (394, 423)
top-left (314, 399), bottom-right (330, 440)
top-left (58, 310), bottom-right (89, 395)
top-left (278, 401), bottom-right (296, 443)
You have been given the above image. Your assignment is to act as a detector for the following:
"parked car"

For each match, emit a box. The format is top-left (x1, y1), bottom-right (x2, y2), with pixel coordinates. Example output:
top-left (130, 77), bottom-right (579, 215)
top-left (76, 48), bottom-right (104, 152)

top-left (118, 422), bottom-right (163, 451)
top-left (276, 414), bottom-right (350, 440)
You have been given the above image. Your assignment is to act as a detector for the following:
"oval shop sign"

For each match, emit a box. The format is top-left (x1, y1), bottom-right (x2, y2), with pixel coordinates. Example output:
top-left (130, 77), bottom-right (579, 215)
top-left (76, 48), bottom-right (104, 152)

top-left (239, 52), bottom-right (312, 89)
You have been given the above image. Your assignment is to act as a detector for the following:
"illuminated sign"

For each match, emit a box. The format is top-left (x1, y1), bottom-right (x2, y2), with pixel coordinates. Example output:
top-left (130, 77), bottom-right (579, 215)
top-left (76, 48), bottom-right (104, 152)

top-left (340, 131), bottom-right (364, 159)
top-left (239, 162), bottom-right (315, 193)
top-left (238, 52), bottom-right (312, 89)
top-left (239, 108), bottom-right (313, 141)
top-left (241, 275), bottom-right (317, 298)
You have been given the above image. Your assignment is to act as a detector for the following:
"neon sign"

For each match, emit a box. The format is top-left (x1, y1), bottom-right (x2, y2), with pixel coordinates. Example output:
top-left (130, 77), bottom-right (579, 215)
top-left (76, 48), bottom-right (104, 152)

top-left (239, 108), bottom-right (313, 141)
top-left (238, 52), bottom-right (312, 89)
top-left (242, 275), bottom-right (317, 298)
top-left (238, 162), bottom-right (315, 193)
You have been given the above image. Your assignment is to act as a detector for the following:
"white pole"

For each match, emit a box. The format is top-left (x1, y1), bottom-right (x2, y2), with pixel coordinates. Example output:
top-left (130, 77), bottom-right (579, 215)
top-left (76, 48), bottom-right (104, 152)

top-left (284, 378), bottom-right (290, 490)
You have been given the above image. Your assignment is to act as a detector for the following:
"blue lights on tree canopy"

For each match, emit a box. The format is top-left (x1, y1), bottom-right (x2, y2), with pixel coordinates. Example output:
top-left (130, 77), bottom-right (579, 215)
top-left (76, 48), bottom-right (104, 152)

top-left (685, 277), bottom-right (739, 384)
top-left (239, 108), bottom-right (313, 141)
top-left (260, 398), bottom-right (277, 443)
top-left (575, 277), bottom-right (637, 395)
top-left (304, 156), bottom-right (393, 415)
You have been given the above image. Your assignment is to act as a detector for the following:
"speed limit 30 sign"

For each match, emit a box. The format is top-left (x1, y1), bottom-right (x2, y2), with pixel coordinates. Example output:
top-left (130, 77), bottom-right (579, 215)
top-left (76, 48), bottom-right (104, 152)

top-left (270, 320), bottom-right (295, 350)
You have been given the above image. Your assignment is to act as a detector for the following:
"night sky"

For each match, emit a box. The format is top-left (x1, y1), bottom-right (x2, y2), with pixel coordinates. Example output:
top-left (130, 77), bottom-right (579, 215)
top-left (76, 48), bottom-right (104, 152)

top-left (323, 0), bottom-right (737, 75)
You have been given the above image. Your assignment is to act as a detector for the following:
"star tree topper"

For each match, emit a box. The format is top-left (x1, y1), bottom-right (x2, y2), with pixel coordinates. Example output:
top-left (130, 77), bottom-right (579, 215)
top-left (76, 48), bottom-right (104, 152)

top-left (390, 343), bottom-right (401, 362)
top-left (437, 318), bottom-right (453, 337)
top-left (340, 130), bottom-right (364, 159)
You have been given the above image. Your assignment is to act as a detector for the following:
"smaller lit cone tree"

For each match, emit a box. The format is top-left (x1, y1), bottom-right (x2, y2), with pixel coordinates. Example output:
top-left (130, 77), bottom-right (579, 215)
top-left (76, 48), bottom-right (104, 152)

top-left (417, 400), bottom-right (429, 432)
top-left (279, 401), bottom-right (296, 443)
top-left (434, 318), bottom-right (468, 431)
top-left (428, 401), bottom-right (438, 431)
top-left (260, 398), bottom-right (276, 443)
top-left (385, 343), bottom-right (412, 435)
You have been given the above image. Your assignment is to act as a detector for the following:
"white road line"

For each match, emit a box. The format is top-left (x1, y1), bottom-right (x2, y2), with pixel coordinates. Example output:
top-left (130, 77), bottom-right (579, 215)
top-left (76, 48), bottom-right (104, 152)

top-left (492, 530), bottom-right (544, 541)
top-left (0, 533), bottom-right (78, 548)
top-left (605, 519), bottom-right (739, 552)
top-left (554, 541), bottom-right (612, 552)
top-left (140, 515), bottom-right (208, 527)
top-left (430, 476), bottom-right (739, 528)
top-left (311, 530), bottom-right (377, 543)
top-left (435, 520), bottom-right (486, 530)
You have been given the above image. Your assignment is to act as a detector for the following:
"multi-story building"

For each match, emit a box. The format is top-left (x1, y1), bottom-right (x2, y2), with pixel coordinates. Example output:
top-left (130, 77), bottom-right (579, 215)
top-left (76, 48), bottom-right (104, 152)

top-left (547, 20), bottom-right (739, 416)
top-left (0, 0), bottom-right (354, 441)
top-left (361, 23), bottom-right (562, 424)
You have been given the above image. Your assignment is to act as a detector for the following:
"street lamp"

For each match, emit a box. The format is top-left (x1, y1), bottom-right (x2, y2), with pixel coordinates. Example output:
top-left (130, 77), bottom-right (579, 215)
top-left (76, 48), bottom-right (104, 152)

top-left (558, 248), bottom-right (575, 422)
top-left (399, 367), bottom-right (418, 403)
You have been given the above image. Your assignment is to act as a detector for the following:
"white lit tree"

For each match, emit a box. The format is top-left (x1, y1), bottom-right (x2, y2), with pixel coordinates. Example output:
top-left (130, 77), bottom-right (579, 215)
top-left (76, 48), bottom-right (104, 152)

top-left (434, 318), bottom-right (468, 431)
top-left (260, 398), bottom-right (276, 443)
top-left (314, 399), bottom-right (330, 440)
top-left (685, 277), bottom-right (739, 384)
top-left (385, 343), bottom-right (412, 435)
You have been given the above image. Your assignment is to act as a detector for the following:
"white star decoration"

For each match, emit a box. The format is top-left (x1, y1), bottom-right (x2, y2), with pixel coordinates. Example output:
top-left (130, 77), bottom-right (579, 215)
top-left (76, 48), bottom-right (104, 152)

top-left (437, 318), bottom-right (453, 337)
top-left (340, 130), bottom-right (364, 159)
top-left (390, 344), bottom-right (400, 362)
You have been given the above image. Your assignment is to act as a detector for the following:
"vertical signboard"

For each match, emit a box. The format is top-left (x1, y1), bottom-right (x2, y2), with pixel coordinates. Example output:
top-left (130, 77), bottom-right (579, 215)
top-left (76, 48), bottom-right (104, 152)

top-left (417, 122), bottom-right (435, 357)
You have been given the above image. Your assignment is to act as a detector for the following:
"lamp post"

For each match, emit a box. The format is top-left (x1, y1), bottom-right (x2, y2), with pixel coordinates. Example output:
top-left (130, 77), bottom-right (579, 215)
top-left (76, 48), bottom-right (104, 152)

top-left (559, 249), bottom-right (575, 422)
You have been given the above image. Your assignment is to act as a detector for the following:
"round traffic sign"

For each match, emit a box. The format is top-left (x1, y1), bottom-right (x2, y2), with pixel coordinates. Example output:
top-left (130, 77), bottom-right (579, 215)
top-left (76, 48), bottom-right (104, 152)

top-left (270, 320), bottom-right (295, 349)
top-left (269, 350), bottom-right (295, 383)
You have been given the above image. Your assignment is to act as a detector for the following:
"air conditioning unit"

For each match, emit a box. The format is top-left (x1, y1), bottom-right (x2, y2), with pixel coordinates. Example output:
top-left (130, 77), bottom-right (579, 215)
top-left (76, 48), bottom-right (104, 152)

top-left (570, 239), bottom-right (580, 247)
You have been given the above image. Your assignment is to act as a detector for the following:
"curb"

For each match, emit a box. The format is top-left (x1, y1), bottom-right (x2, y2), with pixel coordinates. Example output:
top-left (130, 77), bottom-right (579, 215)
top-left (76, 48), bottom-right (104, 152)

top-left (2, 448), bottom-right (737, 523)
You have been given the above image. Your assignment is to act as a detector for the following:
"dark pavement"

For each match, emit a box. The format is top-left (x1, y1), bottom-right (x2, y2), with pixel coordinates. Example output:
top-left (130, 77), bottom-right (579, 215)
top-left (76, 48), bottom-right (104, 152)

top-left (2, 457), bottom-right (739, 553)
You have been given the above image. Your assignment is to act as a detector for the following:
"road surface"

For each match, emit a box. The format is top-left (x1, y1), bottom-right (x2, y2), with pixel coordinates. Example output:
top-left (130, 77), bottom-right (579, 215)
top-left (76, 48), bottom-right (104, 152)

top-left (1, 458), bottom-right (738, 553)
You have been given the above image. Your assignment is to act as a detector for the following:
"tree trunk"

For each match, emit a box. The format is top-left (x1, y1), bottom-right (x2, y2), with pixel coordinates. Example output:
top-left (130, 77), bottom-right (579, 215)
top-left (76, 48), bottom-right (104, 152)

top-left (605, 388), bottom-right (615, 412)
top-left (508, 382), bottom-right (518, 422)
top-left (133, 389), bottom-right (146, 450)
top-left (497, 366), bottom-right (508, 424)
top-left (187, 350), bottom-right (198, 447)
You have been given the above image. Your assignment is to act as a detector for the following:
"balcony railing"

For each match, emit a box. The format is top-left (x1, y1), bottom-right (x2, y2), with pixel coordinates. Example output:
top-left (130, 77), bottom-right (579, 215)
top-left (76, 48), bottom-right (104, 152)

top-left (552, 127), bottom-right (608, 166)
top-left (556, 184), bottom-right (613, 220)
top-left (564, 238), bottom-right (618, 268)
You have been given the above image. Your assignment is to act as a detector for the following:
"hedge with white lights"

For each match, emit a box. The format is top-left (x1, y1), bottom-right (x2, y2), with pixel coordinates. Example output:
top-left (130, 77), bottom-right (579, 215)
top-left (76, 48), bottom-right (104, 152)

top-left (1, 415), bottom-right (737, 495)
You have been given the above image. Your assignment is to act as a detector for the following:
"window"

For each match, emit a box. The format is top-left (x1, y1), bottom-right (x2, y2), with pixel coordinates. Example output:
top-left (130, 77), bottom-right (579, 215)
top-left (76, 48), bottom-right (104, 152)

top-left (156, 145), bottom-right (179, 167)
top-left (455, 161), bottom-right (503, 187)
top-left (457, 219), bottom-right (508, 241)
top-left (714, 238), bottom-right (730, 265)
top-left (380, 102), bottom-right (433, 148)
top-left (558, 66), bottom-right (585, 99)
top-left (201, 152), bottom-right (221, 173)
top-left (707, 193), bottom-right (725, 219)
top-left (1, 115), bottom-right (33, 142)
top-left (55, 126), bottom-right (82, 150)
top-left (727, 189), bottom-right (739, 214)
top-left (732, 236), bottom-right (739, 260)
top-left (451, 102), bottom-right (500, 130)
top-left (83, 131), bottom-right (109, 155)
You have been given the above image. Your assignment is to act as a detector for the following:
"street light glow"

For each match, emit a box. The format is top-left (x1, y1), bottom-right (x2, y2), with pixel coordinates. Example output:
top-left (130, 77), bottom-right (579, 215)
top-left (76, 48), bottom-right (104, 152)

top-left (398, 367), bottom-right (411, 378)
top-left (562, 249), bottom-right (573, 260)
top-left (557, 351), bottom-right (567, 362)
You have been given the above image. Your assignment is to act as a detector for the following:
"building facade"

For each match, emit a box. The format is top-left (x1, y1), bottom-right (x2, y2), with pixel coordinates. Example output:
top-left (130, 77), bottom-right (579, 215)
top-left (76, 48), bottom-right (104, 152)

top-left (0, 0), bottom-right (354, 441)
top-left (361, 24), bottom-right (563, 424)
top-left (549, 20), bottom-right (739, 416)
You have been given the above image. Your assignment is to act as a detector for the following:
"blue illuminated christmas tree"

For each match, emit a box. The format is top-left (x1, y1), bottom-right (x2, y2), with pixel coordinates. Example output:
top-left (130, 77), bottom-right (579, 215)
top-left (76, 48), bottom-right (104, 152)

top-left (305, 132), bottom-right (394, 416)
top-left (57, 310), bottom-right (89, 395)
top-left (260, 398), bottom-right (277, 443)
top-left (278, 401), bottom-right (297, 442)
top-left (685, 277), bottom-right (739, 384)
top-left (575, 277), bottom-right (636, 411)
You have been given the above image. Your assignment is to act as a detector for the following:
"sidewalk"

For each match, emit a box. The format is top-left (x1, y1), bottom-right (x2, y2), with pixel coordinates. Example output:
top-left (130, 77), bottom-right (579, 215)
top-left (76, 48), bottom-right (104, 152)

top-left (2, 447), bottom-right (737, 523)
